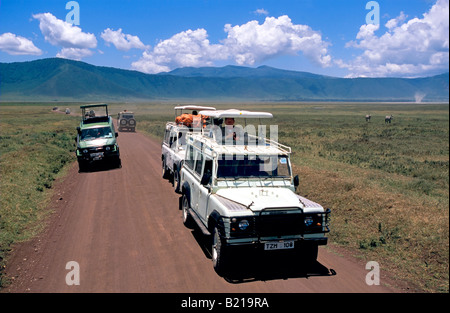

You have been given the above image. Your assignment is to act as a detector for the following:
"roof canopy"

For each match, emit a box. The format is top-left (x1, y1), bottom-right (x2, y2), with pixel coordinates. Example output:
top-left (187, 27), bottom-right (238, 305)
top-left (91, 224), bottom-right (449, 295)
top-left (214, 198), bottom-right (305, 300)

top-left (198, 109), bottom-right (273, 119)
top-left (174, 105), bottom-right (216, 111)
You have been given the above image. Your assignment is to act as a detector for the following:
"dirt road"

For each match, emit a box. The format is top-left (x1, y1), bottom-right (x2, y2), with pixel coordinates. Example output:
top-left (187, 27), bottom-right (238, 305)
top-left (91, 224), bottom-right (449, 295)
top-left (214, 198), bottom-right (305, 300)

top-left (2, 130), bottom-right (401, 293)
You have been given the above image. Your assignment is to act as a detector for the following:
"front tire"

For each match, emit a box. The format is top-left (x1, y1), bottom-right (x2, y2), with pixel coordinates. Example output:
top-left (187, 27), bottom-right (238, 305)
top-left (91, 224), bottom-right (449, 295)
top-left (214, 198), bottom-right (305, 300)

top-left (212, 226), bottom-right (228, 275)
top-left (78, 160), bottom-right (87, 172)
top-left (181, 194), bottom-right (194, 228)
top-left (295, 243), bottom-right (318, 263)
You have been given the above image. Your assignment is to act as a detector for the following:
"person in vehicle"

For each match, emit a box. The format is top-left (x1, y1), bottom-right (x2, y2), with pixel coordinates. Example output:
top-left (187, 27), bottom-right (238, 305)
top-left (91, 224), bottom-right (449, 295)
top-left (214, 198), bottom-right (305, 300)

top-left (210, 117), bottom-right (243, 144)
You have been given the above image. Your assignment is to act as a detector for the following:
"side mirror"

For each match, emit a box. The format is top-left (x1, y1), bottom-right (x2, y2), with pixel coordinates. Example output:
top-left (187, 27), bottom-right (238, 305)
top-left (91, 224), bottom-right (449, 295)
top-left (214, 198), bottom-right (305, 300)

top-left (201, 172), bottom-right (212, 186)
top-left (294, 175), bottom-right (299, 189)
top-left (115, 132), bottom-right (119, 137)
top-left (76, 126), bottom-right (81, 134)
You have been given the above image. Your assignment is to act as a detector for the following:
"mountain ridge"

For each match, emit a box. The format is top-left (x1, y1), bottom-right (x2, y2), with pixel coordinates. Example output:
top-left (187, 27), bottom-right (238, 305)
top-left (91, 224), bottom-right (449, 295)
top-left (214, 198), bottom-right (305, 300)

top-left (0, 58), bottom-right (448, 102)
top-left (162, 64), bottom-right (329, 79)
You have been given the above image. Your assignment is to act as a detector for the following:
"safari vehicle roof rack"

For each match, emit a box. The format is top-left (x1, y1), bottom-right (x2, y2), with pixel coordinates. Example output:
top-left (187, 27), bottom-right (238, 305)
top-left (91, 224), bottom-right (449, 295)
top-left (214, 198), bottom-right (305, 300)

top-left (186, 131), bottom-right (291, 156)
top-left (80, 103), bottom-right (110, 124)
top-left (174, 105), bottom-right (216, 118)
top-left (194, 109), bottom-right (289, 152)
top-left (80, 103), bottom-right (109, 110)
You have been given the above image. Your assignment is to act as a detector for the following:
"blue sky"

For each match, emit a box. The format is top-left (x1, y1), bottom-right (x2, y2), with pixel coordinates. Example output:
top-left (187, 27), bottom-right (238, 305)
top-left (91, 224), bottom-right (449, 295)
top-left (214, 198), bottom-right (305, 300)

top-left (0, 0), bottom-right (448, 77)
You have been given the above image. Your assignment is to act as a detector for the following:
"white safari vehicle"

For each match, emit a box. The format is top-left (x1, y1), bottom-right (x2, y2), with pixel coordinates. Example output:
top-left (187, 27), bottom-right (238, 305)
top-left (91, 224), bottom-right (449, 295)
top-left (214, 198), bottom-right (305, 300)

top-left (179, 109), bottom-right (330, 274)
top-left (161, 105), bottom-right (216, 193)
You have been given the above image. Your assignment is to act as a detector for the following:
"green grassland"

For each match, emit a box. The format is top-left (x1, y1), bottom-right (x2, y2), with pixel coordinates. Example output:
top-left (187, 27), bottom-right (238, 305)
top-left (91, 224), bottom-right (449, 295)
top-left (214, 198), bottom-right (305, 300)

top-left (272, 103), bottom-right (448, 293)
top-left (1, 101), bottom-right (448, 292)
top-left (0, 105), bottom-right (78, 287)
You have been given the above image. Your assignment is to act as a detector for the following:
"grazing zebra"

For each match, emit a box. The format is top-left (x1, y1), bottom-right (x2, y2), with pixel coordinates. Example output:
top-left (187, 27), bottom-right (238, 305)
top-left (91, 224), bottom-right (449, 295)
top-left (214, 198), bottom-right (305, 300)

top-left (365, 114), bottom-right (371, 122)
top-left (385, 115), bottom-right (393, 124)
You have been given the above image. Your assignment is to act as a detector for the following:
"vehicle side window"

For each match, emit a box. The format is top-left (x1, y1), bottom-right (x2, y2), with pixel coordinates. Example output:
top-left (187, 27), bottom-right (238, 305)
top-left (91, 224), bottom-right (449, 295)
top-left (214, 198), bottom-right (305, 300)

top-left (169, 131), bottom-right (177, 149)
top-left (185, 145), bottom-right (194, 169)
top-left (194, 151), bottom-right (203, 176)
top-left (203, 158), bottom-right (213, 184)
top-left (204, 159), bottom-right (212, 175)
top-left (164, 129), bottom-right (170, 144)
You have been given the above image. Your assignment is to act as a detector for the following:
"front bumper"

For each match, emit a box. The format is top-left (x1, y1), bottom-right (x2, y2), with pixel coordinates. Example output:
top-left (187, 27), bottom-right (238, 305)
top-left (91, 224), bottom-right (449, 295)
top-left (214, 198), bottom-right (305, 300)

top-left (77, 145), bottom-right (120, 163)
top-left (222, 208), bottom-right (331, 248)
top-left (225, 236), bottom-right (328, 248)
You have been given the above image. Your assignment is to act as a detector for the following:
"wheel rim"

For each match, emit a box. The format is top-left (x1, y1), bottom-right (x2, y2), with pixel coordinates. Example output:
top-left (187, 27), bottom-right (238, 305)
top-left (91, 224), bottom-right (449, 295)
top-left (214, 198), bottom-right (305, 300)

top-left (174, 170), bottom-right (179, 188)
top-left (212, 229), bottom-right (219, 264)
top-left (182, 196), bottom-right (189, 222)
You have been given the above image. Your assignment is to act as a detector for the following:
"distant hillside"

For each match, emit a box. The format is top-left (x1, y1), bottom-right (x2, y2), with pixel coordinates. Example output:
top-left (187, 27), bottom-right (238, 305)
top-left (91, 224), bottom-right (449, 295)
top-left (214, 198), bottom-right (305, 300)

top-left (163, 65), bottom-right (328, 79)
top-left (0, 58), bottom-right (448, 102)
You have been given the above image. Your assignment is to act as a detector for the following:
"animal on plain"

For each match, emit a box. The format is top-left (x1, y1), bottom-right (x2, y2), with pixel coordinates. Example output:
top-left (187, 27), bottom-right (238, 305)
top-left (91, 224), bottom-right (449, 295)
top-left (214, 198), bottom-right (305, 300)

top-left (385, 115), bottom-right (393, 123)
top-left (365, 114), bottom-right (371, 122)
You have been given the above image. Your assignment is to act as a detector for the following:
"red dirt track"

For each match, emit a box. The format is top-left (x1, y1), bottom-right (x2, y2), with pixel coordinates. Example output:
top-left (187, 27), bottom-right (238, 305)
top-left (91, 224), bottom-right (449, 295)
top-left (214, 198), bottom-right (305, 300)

top-left (2, 130), bottom-right (401, 293)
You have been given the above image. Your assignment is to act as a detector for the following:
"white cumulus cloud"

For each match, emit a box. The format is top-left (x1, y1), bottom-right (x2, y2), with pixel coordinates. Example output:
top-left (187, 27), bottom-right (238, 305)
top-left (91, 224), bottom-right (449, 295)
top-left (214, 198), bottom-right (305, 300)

top-left (132, 28), bottom-right (226, 73)
top-left (253, 8), bottom-right (269, 16)
top-left (132, 15), bottom-right (331, 74)
top-left (56, 48), bottom-right (94, 60)
top-left (223, 15), bottom-right (331, 67)
top-left (0, 32), bottom-right (42, 55)
top-left (101, 28), bottom-right (149, 51)
top-left (33, 12), bottom-right (97, 60)
top-left (340, 0), bottom-right (449, 77)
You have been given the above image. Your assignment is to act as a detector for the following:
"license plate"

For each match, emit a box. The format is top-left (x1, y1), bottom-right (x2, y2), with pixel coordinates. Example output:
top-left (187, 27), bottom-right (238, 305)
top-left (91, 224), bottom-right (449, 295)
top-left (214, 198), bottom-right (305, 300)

top-left (90, 152), bottom-right (104, 160)
top-left (264, 241), bottom-right (294, 251)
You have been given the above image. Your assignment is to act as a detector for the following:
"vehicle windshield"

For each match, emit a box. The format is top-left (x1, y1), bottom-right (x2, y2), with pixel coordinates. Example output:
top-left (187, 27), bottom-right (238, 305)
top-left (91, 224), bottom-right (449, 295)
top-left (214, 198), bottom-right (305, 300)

top-left (217, 155), bottom-right (290, 179)
top-left (80, 126), bottom-right (113, 141)
top-left (121, 114), bottom-right (134, 119)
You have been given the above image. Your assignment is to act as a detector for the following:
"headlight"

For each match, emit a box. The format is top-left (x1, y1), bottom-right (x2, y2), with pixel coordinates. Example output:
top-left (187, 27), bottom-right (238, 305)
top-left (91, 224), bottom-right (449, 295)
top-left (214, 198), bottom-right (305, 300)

top-left (304, 216), bottom-right (314, 227)
top-left (238, 219), bottom-right (249, 230)
top-left (82, 149), bottom-right (88, 154)
top-left (105, 146), bottom-right (111, 151)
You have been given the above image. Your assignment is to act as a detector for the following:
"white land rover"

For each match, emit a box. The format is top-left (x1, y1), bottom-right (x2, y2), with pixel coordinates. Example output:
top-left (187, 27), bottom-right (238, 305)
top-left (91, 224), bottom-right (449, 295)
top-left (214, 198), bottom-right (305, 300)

top-left (179, 109), bottom-right (330, 275)
top-left (161, 105), bottom-right (215, 193)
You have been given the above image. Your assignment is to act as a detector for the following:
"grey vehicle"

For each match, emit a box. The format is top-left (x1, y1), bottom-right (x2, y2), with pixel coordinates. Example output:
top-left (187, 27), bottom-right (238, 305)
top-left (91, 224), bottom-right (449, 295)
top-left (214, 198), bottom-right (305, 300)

top-left (179, 110), bottom-right (331, 275)
top-left (117, 111), bottom-right (136, 132)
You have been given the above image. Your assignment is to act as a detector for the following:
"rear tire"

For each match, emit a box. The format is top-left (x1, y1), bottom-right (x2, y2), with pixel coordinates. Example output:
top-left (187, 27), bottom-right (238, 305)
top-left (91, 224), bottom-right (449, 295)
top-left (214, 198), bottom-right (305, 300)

top-left (173, 168), bottom-right (181, 193)
top-left (162, 159), bottom-right (169, 179)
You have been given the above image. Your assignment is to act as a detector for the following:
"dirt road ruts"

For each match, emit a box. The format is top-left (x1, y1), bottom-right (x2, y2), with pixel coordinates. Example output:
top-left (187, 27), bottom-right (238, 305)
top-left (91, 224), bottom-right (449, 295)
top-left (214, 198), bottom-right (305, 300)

top-left (2, 130), bottom-right (400, 293)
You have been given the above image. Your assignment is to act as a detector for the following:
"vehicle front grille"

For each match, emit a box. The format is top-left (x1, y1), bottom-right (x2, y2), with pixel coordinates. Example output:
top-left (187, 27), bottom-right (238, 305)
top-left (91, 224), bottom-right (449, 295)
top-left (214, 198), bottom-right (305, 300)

top-left (255, 209), bottom-right (303, 237)
top-left (85, 146), bottom-right (106, 153)
top-left (254, 208), bottom-right (330, 237)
